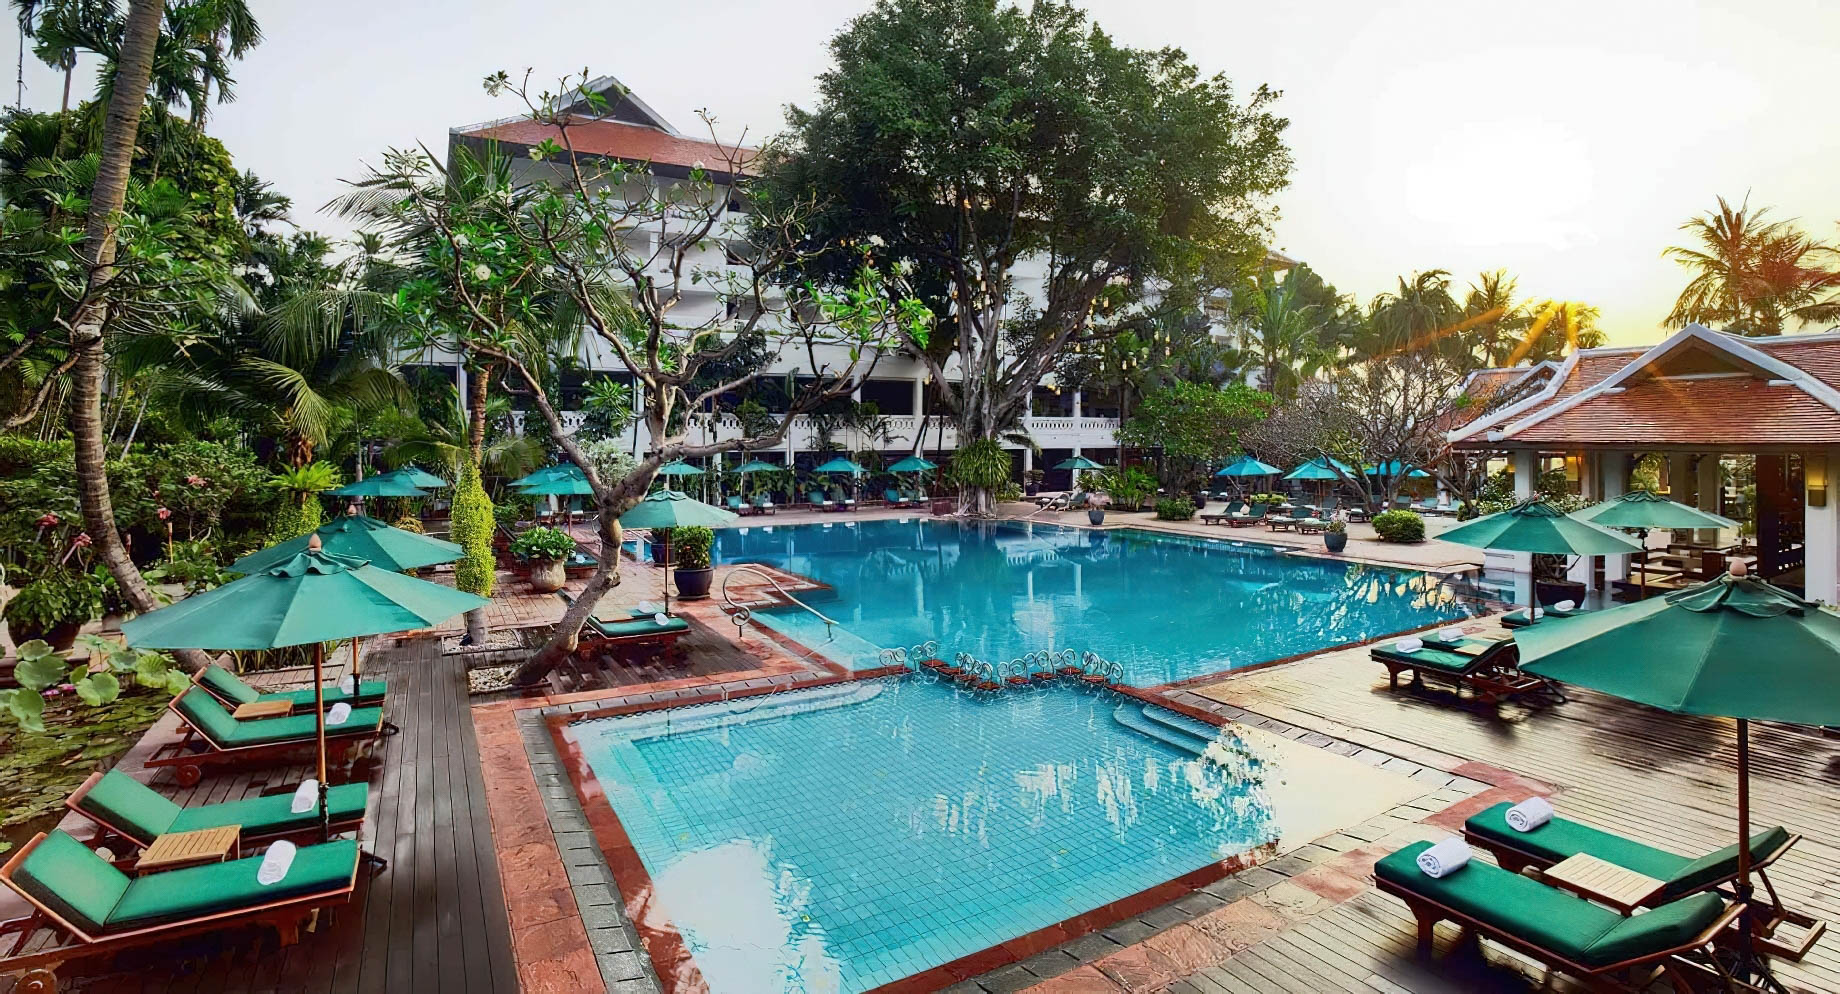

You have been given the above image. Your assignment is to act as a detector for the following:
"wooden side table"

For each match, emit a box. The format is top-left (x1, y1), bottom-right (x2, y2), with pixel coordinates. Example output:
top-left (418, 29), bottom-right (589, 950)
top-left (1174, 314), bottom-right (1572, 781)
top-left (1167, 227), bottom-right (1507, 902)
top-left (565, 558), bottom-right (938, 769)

top-left (135, 824), bottom-right (241, 873)
top-left (233, 699), bottom-right (293, 719)
top-left (1541, 852), bottom-right (1663, 914)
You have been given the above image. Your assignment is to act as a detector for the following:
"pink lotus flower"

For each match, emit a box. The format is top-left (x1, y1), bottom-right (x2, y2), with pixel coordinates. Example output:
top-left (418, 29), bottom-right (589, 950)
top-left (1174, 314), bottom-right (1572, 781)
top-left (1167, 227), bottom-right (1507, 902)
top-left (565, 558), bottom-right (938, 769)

top-left (186, 475), bottom-right (207, 487)
top-left (71, 533), bottom-right (92, 548)
top-left (35, 512), bottom-right (59, 528)
top-left (157, 507), bottom-right (172, 521)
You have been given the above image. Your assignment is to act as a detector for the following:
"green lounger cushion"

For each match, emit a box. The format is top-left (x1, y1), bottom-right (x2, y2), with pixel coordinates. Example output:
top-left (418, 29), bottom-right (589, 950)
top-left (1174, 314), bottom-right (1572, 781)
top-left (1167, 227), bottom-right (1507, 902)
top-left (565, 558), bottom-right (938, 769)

top-left (1467, 802), bottom-right (1790, 901)
top-left (14, 830), bottom-right (130, 933)
top-left (177, 691), bottom-right (383, 747)
top-left (81, 770), bottom-right (369, 843)
top-left (1376, 842), bottom-right (1725, 967)
top-left (1369, 643), bottom-right (1476, 674)
top-left (201, 664), bottom-right (386, 708)
top-left (109, 839), bottom-right (359, 929)
top-left (1502, 607), bottom-right (1587, 627)
top-left (588, 615), bottom-right (690, 639)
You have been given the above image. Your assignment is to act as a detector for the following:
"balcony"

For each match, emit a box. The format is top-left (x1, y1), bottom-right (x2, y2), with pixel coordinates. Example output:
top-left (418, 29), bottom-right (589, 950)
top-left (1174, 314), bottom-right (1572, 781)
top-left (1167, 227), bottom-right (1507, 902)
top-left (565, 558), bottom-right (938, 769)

top-left (506, 412), bottom-right (1121, 451)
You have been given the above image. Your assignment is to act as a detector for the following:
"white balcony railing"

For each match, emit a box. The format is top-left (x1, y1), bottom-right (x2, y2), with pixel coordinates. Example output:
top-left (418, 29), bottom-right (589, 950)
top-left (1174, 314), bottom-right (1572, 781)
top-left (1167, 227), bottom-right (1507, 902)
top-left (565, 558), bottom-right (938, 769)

top-left (505, 412), bottom-right (1121, 452)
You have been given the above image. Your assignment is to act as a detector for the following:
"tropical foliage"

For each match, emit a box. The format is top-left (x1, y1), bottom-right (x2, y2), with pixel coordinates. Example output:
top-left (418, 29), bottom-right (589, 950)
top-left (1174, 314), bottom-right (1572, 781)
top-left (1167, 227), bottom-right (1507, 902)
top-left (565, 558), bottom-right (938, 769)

top-left (1664, 195), bottom-right (1840, 336)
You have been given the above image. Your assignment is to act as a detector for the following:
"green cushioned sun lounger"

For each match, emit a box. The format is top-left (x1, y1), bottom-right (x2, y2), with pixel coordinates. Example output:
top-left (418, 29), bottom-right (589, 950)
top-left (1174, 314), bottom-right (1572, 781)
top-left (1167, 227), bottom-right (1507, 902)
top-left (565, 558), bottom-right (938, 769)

top-left (199, 663), bottom-right (386, 710)
top-left (1370, 641), bottom-right (1481, 677)
top-left (176, 689), bottom-right (382, 748)
top-left (7, 829), bottom-right (359, 938)
top-left (588, 614), bottom-right (691, 639)
top-left (1501, 605), bottom-right (1590, 628)
top-left (1375, 841), bottom-right (1733, 985)
top-left (71, 769), bottom-right (369, 849)
top-left (1465, 801), bottom-right (1795, 903)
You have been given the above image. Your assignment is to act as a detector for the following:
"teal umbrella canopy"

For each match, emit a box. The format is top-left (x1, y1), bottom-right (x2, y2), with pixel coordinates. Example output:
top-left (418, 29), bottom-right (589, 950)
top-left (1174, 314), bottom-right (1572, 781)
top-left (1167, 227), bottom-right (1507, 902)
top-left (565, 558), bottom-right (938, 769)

top-left (1283, 457), bottom-right (1353, 481)
top-left (509, 463), bottom-right (584, 488)
top-left (519, 475), bottom-right (596, 496)
top-left (1571, 490), bottom-right (1738, 531)
top-left (1438, 498), bottom-right (1643, 556)
top-left (1364, 460), bottom-right (1431, 479)
top-left (1517, 571), bottom-right (1840, 724)
top-left (617, 490), bottom-right (739, 530)
top-left (388, 465), bottom-right (449, 489)
top-left (888, 456), bottom-right (939, 473)
top-left (655, 460), bottom-right (706, 477)
top-left (231, 512), bottom-right (462, 575)
top-left (123, 547), bottom-right (489, 650)
top-left (329, 476), bottom-right (430, 498)
top-left (1216, 455), bottom-right (1279, 477)
top-left (812, 457), bottom-right (869, 475)
top-left (732, 459), bottom-right (782, 474)
top-left (1056, 455), bottom-right (1107, 471)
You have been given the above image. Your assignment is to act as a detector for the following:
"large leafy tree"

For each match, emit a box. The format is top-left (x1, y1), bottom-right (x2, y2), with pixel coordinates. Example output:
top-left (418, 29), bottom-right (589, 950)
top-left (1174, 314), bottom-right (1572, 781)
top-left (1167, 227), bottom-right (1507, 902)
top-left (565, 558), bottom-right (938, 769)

top-left (765, 0), bottom-right (1291, 512)
top-left (1116, 380), bottom-right (1271, 491)
top-left (1664, 195), bottom-right (1840, 336)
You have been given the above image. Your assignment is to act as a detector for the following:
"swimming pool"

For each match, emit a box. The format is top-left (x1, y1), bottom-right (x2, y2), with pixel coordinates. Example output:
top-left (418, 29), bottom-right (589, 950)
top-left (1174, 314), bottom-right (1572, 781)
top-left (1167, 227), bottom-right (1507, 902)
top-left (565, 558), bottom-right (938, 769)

top-left (573, 678), bottom-right (1281, 992)
top-left (713, 518), bottom-right (1473, 685)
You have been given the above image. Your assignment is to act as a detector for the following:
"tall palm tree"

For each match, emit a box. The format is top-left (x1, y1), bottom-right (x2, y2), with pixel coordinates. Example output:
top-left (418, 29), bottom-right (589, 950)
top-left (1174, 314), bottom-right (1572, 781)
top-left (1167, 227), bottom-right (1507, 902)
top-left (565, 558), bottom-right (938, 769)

top-left (1361, 270), bottom-right (1461, 359)
top-left (1664, 195), bottom-right (1840, 336)
top-left (1460, 270), bottom-right (1529, 366)
top-left (1240, 270), bottom-right (1325, 399)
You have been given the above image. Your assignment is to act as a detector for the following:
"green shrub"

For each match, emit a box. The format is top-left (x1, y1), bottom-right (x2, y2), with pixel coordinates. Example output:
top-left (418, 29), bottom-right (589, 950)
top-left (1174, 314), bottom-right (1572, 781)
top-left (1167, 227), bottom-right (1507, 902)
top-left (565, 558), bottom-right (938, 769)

top-left (673, 525), bottom-right (715, 570)
top-left (1371, 509), bottom-right (1425, 543)
top-left (144, 539), bottom-right (230, 593)
top-left (950, 438), bottom-right (1012, 492)
top-left (509, 526), bottom-right (575, 562)
top-left (269, 496), bottom-right (322, 543)
top-left (1247, 491), bottom-right (1287, 506)
top-left (994, 480), bottom-right (1023, 503)
top-left (1155, 496), bottom-right (1197, 521)
top-left (2, 568), bottom-right (101, 635)
top-left (451, 461), bottom-right (496, 598)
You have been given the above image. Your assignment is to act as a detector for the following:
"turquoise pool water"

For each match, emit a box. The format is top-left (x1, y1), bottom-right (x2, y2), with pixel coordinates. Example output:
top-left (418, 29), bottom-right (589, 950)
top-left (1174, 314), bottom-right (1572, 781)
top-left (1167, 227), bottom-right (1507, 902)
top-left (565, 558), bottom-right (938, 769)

top-left (573, 677), bottom-right (1276, 993)
top-left (714, 519), bottom-right (1473, 684)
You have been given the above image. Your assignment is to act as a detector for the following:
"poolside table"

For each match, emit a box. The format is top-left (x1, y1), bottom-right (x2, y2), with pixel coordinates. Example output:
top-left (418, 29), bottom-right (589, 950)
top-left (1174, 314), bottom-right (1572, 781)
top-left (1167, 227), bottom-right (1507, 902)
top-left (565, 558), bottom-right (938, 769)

top-left (1541, 852), bottom-right (1664, 915)
top-left (135, 824), bottom-right (241, 873)
top-left (232, 699), bottom-right (294, 719)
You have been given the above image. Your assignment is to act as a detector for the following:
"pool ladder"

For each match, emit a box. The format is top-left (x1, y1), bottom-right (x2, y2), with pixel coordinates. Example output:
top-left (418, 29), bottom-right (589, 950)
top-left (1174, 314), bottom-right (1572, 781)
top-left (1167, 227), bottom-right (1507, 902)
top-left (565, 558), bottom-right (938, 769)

top-left (718, 565), bottom-right (839, 644)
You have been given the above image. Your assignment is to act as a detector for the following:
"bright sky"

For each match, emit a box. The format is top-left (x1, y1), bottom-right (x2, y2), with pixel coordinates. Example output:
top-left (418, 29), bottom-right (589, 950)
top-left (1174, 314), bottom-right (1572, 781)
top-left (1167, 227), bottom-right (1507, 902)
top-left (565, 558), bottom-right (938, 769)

top-left (21, 0), bottom-right (1840, 347)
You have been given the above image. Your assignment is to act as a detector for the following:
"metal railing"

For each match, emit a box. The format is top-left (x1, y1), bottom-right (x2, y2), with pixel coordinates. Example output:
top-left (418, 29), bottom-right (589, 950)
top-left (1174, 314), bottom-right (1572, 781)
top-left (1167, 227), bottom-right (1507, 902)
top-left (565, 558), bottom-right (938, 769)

top-left (718, 565), bottom-right (839, 643)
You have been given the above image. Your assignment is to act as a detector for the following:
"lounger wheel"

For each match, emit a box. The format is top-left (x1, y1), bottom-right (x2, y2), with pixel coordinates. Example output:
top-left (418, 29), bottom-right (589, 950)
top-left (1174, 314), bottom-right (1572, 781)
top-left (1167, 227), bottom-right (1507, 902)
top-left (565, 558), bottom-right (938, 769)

top-left (15, 967), bottom-right (58, 993)
top-left (173, 764), bottom-right (202, 787)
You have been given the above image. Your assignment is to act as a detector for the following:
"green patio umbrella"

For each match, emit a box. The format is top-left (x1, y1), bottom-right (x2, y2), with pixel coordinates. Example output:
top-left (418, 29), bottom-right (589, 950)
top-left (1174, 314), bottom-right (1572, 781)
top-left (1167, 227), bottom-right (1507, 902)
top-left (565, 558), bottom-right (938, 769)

top-left (1215, 455), bottom-right (1279, 477)
top-left (617, 491), bottom-right (738, 613)
top-left (518, 475), bottom-right (595, 496)
top-left (508, 463), bottom-right (583, 488)
top-left (732, 459), bottom-right (782, 474)
top-left (1055, 455), bottom-right (1107, 471)
top-left (232, 509), bottom-right (462, 575)
top-left (123, 536), bottom-right (488, 839)
top-left (386, 464), bottom-right (449, 489)
top-left (1571, 490), bottom-right (1739, 596)
top-left (329, 475), bottom-right (430, 498)
top-left (1363, 460), bottom-right (1432, 479)
top-left (1283, 456), bottom-right (1352, 481)
top-left (655, 459), bottom-right (706, 477)
top-left (1516, 563), bottom-right (1835, 989)
top-left (1439, 498), bottom-right (1643, 623)
top-left (887, 456), bottom-right (938, 474)
top-left (812, 457), bottom-right (869, 475)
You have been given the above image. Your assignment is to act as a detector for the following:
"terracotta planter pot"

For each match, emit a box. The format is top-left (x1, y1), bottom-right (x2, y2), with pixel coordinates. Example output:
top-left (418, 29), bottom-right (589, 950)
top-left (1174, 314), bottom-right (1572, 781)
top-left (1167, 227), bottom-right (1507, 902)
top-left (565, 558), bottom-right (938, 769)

top-left (528, 558), bottom-right (566, 593)
top-left (14, 619), bottom-right (82, 651)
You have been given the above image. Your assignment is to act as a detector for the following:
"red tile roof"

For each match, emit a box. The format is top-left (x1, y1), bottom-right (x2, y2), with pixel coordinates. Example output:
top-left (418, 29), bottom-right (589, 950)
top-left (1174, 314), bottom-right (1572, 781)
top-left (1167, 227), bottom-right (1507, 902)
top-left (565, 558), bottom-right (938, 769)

top-left (458, 117), bottom-right (758, 175)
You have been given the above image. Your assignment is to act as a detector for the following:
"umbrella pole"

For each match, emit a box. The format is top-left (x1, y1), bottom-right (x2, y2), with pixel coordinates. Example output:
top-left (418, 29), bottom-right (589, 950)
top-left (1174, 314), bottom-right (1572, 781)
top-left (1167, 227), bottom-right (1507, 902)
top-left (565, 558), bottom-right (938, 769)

top-left (314, 640), bottom-right (330, 844)
top-left (1734, 718), bottom-right (1788, 992)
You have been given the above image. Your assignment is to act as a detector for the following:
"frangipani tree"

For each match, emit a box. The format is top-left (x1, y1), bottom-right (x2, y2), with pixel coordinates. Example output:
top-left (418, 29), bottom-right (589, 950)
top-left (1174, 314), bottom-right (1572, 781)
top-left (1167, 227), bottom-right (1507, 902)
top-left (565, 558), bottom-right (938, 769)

top-left (342, 70), bottom-right (929, 681)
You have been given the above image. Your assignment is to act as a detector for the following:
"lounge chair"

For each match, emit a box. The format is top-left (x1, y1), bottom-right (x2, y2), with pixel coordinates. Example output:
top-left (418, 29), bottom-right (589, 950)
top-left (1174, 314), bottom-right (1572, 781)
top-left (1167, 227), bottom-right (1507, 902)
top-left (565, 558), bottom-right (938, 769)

top-left (1226, 503), bottom-right (1267, 527)
top-left (1463, 802), bottom-right (1822, 960)
top-left (1347, 502), bottom-right (1373, 523)
top-left (145, 688), bottom-right (384, 787)
top-left (1295, 517), bottom-right (1328, 535)
top-left (884, 489), bottom-right (911, 508)
top-left (558, 591), bottom-right (690, 661)
top-left (1501, 603), bottom-right (1592, 628)
top-left (67, 769), bottom-right (369, 854)
top-left (832, 488), bottom-right (858, 512)
top-left (806, 490), bottom-right (835, 512)
top-left (1318, 496), bottom-right (1340, 514)
top-left (1266, 510), bottom-right (1299, 531)
top-left (1048, 490), bottom-right (1089, 511)
top-left (750, 493), bottom-right (776, 515)
top-left (194, 662), bottom-right (386, 714)
top-left (0, 829), bottom-right (361, 991)
top-left (725, 494), bottom-right (752, 516)
top-left (1198, 501), bottom-right (1243, 525)
top-left (1369, 634), bottom-right (1565, 705)
top-left (1374, 840), bottom-right (1737, 992)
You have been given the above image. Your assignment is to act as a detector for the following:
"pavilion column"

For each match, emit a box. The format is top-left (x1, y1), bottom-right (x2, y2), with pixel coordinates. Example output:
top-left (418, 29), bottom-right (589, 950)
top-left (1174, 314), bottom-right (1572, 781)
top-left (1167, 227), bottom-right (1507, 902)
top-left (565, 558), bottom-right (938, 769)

top-left (1071, 391), bottom-right (1083, 419)
top-left (1568, 451), bottom-right (1599, 589)
top-left (1696, 454), bottom-right (1724, 546)
top-left (1669, 453), bottom-right (1696, 505)
top-left (1600, 452), bottom-right (1630, 583)
top-left (1493, 450), bottom-right (1537, 586)
top-left (1022, 447), bottom-right (1033, 474)
top-left (1805, 448), bottom-right (1839, 605)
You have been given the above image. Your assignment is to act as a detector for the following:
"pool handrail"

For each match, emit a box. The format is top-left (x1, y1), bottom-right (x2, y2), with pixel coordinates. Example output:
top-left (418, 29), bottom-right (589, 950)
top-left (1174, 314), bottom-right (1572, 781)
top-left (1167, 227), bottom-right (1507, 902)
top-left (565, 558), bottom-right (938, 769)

top-left (719, 564), bottom-right (839, 643)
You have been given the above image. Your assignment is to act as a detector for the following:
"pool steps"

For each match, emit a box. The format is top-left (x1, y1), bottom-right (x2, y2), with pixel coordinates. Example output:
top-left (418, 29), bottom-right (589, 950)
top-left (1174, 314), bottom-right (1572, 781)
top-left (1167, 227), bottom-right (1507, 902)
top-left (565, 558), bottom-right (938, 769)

top-left (1111, 704), bottom-right (1216, 757)
top-left (1137, 705), bottom-right (1230, 745)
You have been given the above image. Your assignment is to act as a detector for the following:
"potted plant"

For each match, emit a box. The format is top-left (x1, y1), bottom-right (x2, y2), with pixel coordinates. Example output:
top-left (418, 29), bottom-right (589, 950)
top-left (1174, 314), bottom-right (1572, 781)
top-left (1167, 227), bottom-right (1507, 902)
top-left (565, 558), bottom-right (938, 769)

top-left (1085, 493), bottom-right (1109, 526)
top-left (1323, 518), bottom-right (1348, 554)
top-left (509, 526), bottom-right (576, 593)
top-left (2, 567), bottom-right (101, 650)
top-left (672, 525), bottom-right (716, 600)
top-left (1024, 469), bottom-right (1044, 496)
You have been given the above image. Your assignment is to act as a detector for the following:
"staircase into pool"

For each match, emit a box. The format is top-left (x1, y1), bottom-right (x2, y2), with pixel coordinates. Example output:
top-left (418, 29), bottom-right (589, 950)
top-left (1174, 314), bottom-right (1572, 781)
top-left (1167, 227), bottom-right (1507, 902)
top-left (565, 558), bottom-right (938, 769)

top-left (1111, 702), bottom-right (1224, 758)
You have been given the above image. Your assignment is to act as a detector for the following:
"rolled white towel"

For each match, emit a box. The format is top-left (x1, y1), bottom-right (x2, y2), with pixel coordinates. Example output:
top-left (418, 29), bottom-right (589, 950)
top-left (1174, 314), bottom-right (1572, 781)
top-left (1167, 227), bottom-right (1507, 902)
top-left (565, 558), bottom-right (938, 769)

top-left (1416, 837), bottom-right (1471, 879)
top-left (635, 601), bottom-right (662, 615)
top-left (1526, 606), bottom-right (1544, 620)
top-left (653, 613), bottom-right (669, 626)
top-left (1394, 637), bottom-right (1424, 653)
top-left (1505, 796), bottom-right (1555, 833)
top-left (326, 702), bottom-right (352, 726)
top-left (1554, 600), bottom-right (1577, 612)
top-left (257, 840), bottom-right (297, 886)
top-left (339, 673), bottom-right (355, 695)
top-left (1439, 627), bottom-right (1466, 642)
top-left (290, 779), bottom-right (319, 814)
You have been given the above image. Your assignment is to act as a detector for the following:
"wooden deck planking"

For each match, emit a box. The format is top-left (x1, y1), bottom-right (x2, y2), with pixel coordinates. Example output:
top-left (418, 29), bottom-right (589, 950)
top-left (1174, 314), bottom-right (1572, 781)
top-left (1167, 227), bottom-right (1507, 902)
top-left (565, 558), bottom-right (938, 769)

top-left (1185, 618), bottom-right (1840, 994)
top-left (7, 640), bottom-right (519, 994)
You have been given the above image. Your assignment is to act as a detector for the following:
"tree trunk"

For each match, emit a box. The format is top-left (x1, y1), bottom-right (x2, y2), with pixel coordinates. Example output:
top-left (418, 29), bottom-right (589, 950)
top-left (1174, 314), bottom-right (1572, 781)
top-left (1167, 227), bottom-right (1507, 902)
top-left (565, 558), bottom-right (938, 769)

top-left (511, 517), bottom-right (622, 686)
top-left (59, 63), bottom-right (71, 115)
top-left (69, 0), bottom-right (209, 669)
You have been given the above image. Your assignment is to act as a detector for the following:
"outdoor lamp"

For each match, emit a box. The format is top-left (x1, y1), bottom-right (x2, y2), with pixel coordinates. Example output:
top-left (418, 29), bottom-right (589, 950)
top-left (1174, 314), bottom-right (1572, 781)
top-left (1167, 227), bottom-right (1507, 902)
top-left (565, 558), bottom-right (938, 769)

top-left (1808, 452), bottom-right (1828, 508)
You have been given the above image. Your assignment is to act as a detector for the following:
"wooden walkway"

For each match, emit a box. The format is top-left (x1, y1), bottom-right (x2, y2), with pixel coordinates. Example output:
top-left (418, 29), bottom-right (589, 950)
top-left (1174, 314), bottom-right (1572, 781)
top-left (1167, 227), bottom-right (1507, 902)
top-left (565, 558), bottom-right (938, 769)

top-left (1157, 622), bottom-right (1840, 994)
top-left (3, 639), bottom-right (520, 994)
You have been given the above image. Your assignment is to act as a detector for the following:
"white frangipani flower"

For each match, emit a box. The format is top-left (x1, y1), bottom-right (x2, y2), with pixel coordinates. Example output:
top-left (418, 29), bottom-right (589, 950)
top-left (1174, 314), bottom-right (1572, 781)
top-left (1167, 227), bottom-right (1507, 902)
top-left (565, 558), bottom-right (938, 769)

top-left (472, 263), bottom-right (492, 281)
